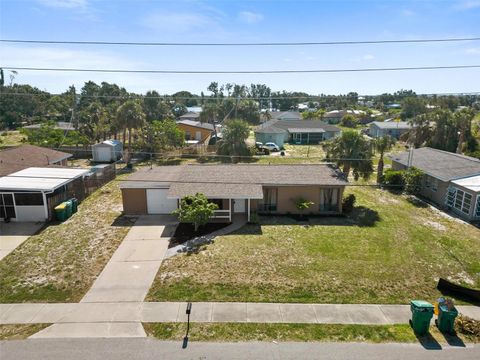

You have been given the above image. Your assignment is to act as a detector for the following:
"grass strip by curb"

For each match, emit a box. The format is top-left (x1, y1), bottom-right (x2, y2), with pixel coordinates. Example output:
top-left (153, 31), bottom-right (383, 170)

top-left (143, 322), bottom-right (479, 344)
top-left (0, 324), bottom-right (51, 340)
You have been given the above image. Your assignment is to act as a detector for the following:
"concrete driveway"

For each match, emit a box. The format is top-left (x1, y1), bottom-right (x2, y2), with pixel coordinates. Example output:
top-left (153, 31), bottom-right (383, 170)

top-left (81, 215), bottom-right (178, 303)
top-left (0, 222), bottom-right (44, 261)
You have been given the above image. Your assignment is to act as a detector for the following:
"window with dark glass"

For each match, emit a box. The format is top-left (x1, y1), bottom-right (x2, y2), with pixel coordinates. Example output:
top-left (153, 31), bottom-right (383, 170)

top-left (14, 193), bottom-right (44, 206)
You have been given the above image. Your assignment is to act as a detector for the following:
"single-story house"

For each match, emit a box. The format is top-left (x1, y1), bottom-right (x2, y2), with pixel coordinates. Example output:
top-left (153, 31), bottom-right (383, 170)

top-left (176, 120), bottom-right (215, 144)
top-left (121, 164), bottom-right (348, 221)
top-left (323, 110), bottom-right (366, 124)
top-left (0, 167), bottom-right (90, 222)
top-left (255, 119), bottom-right (341, 146)
top-left (179, 112), bottom-right (200, 122)
top-left (389, 147), bottom-right (480, 221)
top-left (369, 121), bottom-right (413, 139)
top-left (92, 140), bottom-right (123, 163)
top-left (0, 145), bottom-right (72, 177)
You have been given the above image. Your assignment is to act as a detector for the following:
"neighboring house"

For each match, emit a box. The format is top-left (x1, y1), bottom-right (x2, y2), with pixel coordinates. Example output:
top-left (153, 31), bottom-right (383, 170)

top-left (92, 140), bottom-right (123, 163)
top-left (323, 110), bottom-right (366, 124)
top-left (369, 121), bottom-right (413, 139)
top-left (23, 121), bottom-right (76, 132)
top-left (0, 167), bottom-right (90, 221)
top-left (176, 120), bottom-right (215, 144)
top-left (179, 112), bottom-right (200, 122)
top-left (255, 119), bottom-right (341, 146)
top-left (0, 144), bottom-right (72, 177)
top-left (389, 147), bottom-right (480, 221)
top-left (121, 164), bottom-right (348, 221)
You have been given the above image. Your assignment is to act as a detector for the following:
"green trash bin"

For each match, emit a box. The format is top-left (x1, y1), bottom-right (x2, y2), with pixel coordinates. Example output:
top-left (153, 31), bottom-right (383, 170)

top-left (436, 304), bottom-right (458, 334)
top-left (65, 200), bottom-right (73, 219)
top-left (71, 198), bottom-right (78, 214)
top-left (410, 300), bottom-right (434, 335)
top-left (54, 203), bottom-right (67, 221)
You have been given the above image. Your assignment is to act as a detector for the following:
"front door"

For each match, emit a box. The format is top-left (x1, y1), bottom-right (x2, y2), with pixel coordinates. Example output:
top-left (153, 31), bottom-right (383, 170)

top-left (195, 131), bottom-right (202, 140)
top-left (0, 193), bottom-right (16, 219)
top-left (233, 199), bottom-right (245, 213)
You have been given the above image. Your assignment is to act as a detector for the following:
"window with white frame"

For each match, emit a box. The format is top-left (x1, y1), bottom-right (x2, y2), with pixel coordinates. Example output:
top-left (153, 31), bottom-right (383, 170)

top-left (453, 189), bottom-right (472, 215)
top-left (446, 187), bottom-right (456, 207)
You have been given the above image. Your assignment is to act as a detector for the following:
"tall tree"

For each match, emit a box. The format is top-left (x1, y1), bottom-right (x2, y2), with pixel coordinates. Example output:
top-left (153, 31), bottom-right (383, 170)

top-left (324, 130), bottom-right (374, 180)
top-left (116, 100), bottom-right (146, 158)
top-left (374, 135), bottom-right (396, 184)
top-left (216, 119), bottom-right (251, 157)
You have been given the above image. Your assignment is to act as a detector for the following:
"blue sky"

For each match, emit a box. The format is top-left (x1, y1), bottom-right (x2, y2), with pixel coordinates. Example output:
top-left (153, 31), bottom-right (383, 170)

top-left (1, 0), bottom-right (479, 95)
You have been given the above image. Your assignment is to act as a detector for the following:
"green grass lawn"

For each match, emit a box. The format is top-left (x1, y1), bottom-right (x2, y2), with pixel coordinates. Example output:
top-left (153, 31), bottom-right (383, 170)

top-left (147, 186), bottom-right (480, 304)
top-left (0, 174), bottom-right (134, 303)
top-left (0, 130), bottom-right (26, 147)
top-left (143, 322), bottom-right (479, 343)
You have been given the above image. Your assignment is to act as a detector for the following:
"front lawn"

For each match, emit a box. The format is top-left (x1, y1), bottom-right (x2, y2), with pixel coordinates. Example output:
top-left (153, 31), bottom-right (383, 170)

top-left (0, 174), bottom-right (135, 303)
top-left (147, 186), bottom-right (480, 304)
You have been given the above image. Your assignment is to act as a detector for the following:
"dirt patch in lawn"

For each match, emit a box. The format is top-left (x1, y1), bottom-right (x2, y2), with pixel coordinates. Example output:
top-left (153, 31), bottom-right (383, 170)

top-left (0, 324), bottom-right (50, 340)
top-left (169, 222), bottom-right (230, 248)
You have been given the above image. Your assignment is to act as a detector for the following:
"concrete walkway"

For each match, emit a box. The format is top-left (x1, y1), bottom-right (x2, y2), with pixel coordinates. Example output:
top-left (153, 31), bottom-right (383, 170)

top-left (81, 215), bottom-right (178, 303)
top-left (28, 215), bottom-right (177, 338)
top-left (165, 214), bottom-right (247, 258)
top-left (0, 222), bottom-right (44, 260)
top-left (1, 302), bottom-right (478, 328)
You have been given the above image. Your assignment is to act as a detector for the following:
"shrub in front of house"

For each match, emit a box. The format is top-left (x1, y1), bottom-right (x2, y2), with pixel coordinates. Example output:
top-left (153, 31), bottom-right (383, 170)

top-left (342, 194), bottom-right (356, 214)
top-left (381, 169), bottom-right (405, 191)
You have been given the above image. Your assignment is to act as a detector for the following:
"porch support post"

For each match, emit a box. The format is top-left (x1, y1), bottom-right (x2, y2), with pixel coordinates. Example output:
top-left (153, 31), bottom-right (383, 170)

top-left (42, 192), bottom-right (49, 220)
top-left (229, 199), bottom-right (231, 222)
top-left (247, 198), bottom-right (250, 222)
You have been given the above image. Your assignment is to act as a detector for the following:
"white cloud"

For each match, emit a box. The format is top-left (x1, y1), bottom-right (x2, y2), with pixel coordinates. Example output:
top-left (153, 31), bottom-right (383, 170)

top-left (142, 12), bottom-right (218, 33)
top-left (363, 54), bottom-right (375, 60)
top-left (466, 48), bottom-right (480, 54)
top-left (455, 1), bottom-right (480, 10)
top-left (36, 0), bottom-right (88, 9)
top-left (401, 9), bottom-right (415, 16)
top-left (238, 11), bottom-right (264, 24)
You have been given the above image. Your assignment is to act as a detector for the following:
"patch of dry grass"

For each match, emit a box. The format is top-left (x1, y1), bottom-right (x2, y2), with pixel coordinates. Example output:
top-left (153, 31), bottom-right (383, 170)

top-left (0, 324), bottom-right (50, 340)
top-left (0, 130), bottom-right (26, 147)
top-left (147, 186), bottom-right (480, 304)
top-left (0, 174), bottom-right (135, 303)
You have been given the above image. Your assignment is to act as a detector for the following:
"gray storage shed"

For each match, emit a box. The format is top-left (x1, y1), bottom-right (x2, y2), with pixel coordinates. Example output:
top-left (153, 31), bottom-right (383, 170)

top-left (92, 140), bottom-right (123, 163)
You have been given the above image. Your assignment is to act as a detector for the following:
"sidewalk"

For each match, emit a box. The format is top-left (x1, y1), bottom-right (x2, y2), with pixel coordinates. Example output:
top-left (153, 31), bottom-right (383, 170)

top-left (1, 302), bottom-right (479, 326)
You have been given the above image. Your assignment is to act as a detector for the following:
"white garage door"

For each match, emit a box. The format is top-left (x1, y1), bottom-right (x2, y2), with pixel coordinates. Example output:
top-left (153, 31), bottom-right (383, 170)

top-left (95, 147), bottom-right (111, 162)
top-left (146, 189), bottom-right (178, 214)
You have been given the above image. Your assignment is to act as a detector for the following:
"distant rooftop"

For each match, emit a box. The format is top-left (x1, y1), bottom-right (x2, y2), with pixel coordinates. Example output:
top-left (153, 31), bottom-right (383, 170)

top-left (371, 121), bottom-right (412, 129)
top-left (24, 122), bottom-right (75, 131)
top-left (176, 119), bottom-right (214, 131)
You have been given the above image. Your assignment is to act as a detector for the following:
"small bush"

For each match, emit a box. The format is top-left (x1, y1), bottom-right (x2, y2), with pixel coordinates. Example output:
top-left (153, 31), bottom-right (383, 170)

top-left (403, 167), bottom-right (424, 195)
top-left (342, 194), bottom-right (356, 214)
top-left (381, 169), bottom-right (405, 191)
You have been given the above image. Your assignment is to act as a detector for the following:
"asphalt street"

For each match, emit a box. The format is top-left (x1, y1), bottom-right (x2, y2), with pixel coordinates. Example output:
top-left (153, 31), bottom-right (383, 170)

top-left (1, 338), bottom-right (478, 360)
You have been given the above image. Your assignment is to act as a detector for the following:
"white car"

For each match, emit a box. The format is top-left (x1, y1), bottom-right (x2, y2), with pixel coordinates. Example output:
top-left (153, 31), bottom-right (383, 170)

top-left (263, 142), bottom-right (281, 152)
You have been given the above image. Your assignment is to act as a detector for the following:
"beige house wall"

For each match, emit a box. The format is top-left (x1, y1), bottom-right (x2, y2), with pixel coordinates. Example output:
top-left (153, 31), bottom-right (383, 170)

top-left (177, 124), bottom-right (212, 144)
top-left (267, 185), bottom-right (344, 214)
top-left (122, 188), bottom-right (147, 215)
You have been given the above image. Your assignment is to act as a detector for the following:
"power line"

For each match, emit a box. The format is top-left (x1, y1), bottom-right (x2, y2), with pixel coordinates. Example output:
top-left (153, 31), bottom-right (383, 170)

top-left (1, 37), bottom-right (480, 47)
top-left (2, 65), bottom-right (479, 74)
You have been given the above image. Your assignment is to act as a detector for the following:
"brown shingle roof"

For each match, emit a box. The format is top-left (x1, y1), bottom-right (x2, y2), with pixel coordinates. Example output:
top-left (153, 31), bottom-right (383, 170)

top-left (389, 147), bottom-right (480, 181)
top-left (0, 145), bottom-right (72, 176)
top-left (168, 182), bottom-right (263, 199)
top-left (121, 164), bottom-right (348, 190)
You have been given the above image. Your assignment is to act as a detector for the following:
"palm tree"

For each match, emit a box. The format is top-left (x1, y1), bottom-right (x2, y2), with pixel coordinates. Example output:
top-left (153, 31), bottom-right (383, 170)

top-left (216, 119), bottom-right (250, 158)
top-left (324, 130), bottom-right (374, 180)
top-left (374, 135), bottom-right (396, 184)
top-left (116, 100), bottom-right (146, 160)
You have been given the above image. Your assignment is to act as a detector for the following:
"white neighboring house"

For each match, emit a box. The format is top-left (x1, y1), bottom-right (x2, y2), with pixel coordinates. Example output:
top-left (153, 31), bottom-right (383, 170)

top-left (0, 167), bottom-right (90, 222)
top-left (92, 140), bottom-right (123, 163)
